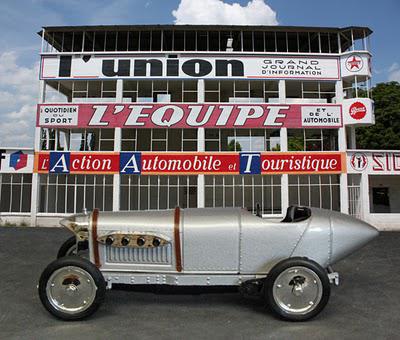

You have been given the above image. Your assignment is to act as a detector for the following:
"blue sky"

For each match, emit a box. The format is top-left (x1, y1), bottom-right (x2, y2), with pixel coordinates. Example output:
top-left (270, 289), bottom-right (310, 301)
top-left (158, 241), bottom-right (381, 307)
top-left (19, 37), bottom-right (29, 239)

top-left (0, 0), bottom-right (399, 146)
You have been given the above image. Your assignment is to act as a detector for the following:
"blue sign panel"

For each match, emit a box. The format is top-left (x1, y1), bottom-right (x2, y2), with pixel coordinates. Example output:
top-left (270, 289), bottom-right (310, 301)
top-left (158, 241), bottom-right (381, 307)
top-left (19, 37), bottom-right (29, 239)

top-left (239, 153), bottom-right (261, 175)
top-left (49, 152), bottom-right (70, 173)
top-left (120, 152), bottom-right (141, 174)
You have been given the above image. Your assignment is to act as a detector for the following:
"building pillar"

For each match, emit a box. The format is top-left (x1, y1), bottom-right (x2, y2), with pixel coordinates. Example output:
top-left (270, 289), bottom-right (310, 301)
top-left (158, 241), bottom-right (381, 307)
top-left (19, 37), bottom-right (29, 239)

top-left (116, 79), bottom-right (123, 102)
top-left (280, 128), bottom-right (289, 215)
top-left (279, 80), bottom-right (289, 215)
top-left (349, 126), bottom-right (357, 149)
top-left (360, 172), bottom-right (370, 220)
top-left (30, 172), bottom-right (39, 227)
top-left (30, 80), bottom-right (46, 226)
top-left (197, 79), bottom-right (205, 208)
top-left (339, 125), bottom-right (349, 214)
top-left (111, 80), bottom-right (124, 212)
top-left (113, 127), bottom-right (121, 211)
top-left (336, 80), bottom-right (349, 214)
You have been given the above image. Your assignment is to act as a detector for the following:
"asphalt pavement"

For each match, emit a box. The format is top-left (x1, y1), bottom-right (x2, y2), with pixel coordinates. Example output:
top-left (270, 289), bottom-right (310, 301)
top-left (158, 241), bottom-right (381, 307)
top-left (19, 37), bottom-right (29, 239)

top-left (0, 226), bottom-right (399, 340)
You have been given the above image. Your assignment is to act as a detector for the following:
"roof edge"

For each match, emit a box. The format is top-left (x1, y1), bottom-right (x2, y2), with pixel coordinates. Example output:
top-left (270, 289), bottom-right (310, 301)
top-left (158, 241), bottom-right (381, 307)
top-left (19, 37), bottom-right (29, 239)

top-left (37, 24), bottom-right (372, 37)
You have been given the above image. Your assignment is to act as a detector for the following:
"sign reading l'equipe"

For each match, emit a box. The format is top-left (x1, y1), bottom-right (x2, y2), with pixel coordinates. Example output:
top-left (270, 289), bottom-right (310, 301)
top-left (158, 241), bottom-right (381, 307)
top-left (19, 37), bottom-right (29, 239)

top-left (37, 103), bottom-right (343, 129)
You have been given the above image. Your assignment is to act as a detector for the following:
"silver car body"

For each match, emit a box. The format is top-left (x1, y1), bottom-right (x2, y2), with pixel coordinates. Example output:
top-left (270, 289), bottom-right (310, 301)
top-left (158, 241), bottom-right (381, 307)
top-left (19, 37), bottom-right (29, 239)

top-left (66, 207), bottom-right (378, 287)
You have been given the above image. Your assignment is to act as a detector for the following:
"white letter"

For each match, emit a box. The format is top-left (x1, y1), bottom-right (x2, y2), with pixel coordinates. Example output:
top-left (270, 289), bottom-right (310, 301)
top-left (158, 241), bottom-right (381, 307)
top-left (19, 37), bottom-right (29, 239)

top-left (241, 153), bottom-right (260, 173)
top-left (216, 105), bottom-right (234, 126)
top-left (89, 105), bottom-right (109, 126)
top-left (125, 105), bottom-right (152, 126)
top-left (151, 105), bottom-right (184, 127)
top-left (264, 106), bottom-right (289, 126)
top-left (235, 106), bottom-right (264, 126)
top-left (187, 105), bottom-right (214, 127)
top-left (121, 154), bottom-right (140, 173)
top-left (50, 154), bottom-right (69, 173)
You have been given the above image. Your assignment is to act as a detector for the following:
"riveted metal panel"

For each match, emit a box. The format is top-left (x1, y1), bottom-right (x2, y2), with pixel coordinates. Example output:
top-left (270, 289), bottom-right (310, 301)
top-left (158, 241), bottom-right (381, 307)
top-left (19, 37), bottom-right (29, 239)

top-left (291, 208), bottom-right (331, 267)
top-left (96, 210), bottom-right (175, 233)
top-left (240, 212), bottom-right (306, 274)
top-left (182, 208), bottom-right (241, 272)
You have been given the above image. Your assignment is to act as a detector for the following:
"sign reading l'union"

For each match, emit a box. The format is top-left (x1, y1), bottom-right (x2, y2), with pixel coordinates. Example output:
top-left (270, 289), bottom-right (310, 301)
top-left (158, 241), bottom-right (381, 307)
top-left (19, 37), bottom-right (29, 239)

top-left (35, 152), bottom-right (345, 175)
top-left (41, 55), bottom-right (342, 80)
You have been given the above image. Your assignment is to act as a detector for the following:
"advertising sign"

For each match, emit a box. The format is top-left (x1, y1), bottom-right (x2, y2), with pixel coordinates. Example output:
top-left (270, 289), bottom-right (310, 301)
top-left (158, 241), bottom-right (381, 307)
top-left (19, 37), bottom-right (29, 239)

top-left (0, 149), bottom-right (34, 173)
top-left (340, 53), bottom-right (371, 78)
top-left (41, 54), bottom-right (341, 80)
top-left (348, 151), bottom-right (400, 174)
top-left (35, 152), bottom-right (345, 175)
top-left (342, 98), bottom-right (374, 126)
top-left (38, 105), bottom-right (79, 126)
top-left (37, 103), bottom-right (343, 129)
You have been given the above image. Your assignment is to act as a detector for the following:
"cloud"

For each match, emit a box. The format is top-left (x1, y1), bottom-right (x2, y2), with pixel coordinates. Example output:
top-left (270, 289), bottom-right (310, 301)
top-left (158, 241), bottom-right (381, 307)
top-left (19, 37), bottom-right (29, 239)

top-left (172, 0), bottom-right (278, 25)
top-left (388, 62), bottom-right (400, 82)
top-left (0, 52), bottom-right (39, 147)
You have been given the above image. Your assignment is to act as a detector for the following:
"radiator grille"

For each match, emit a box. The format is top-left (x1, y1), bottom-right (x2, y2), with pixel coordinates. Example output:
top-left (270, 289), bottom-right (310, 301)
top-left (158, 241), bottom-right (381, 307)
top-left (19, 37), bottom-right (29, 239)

top-left (105, 244), bottom-right (172, 264)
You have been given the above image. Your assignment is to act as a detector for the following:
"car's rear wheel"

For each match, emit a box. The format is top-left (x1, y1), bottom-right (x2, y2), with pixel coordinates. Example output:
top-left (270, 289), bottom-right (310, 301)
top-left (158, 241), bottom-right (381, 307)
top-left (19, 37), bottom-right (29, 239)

top-left (265, 257), bottom-right (330, 321)
top-left (57, 236), bottom-right (88, 258)
top-left (38, 256), bottom-right (106, 320)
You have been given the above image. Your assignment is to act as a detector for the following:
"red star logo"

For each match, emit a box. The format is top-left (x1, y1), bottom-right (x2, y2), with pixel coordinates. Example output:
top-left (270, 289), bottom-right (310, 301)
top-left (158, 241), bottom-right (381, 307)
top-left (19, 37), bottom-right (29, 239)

top-left (347, 56), bottom-right (362, 70)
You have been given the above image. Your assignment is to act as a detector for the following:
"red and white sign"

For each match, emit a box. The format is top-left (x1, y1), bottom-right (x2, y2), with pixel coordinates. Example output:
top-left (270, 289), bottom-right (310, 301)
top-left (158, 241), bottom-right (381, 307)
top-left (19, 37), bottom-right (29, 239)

top-left (35, 151), bottom-right (345, 175)
top-left (260, 152), bottom-right (344, 174)
top-left (340, 53), bottom-right (371, 78)
top-left (37, 103), bottom-right (343, 129)
top-left (141, 153), bottom-right (238, 174)
top-left (349, 101), bottom-right (367, 120)
top-left (345, 55), bottom-right (364, 72)
top-left (349, 152), bottom-right (368, 171)
top-left (41, 54), bottom-right (341, 80)
top-left (348, 151), bottom-right (400, 174)
top-left (343, 98), bottom-right (374, 125)
top-left (35, 152), bottom-right (120, 174)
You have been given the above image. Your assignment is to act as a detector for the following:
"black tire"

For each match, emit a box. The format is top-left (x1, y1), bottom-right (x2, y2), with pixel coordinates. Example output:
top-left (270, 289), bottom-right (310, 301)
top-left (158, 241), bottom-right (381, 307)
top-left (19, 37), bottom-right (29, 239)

top-left (38, 256), bottom-right (106, 320)
top-left (265, 257), bottom-right (330, 321)
top-left (57, 236), bottom-right (88, 258)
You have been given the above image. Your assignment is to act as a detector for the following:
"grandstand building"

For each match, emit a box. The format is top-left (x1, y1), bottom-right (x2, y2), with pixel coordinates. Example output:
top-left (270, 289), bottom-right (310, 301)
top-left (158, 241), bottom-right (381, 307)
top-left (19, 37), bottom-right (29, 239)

top-left (1, 24), bottom-right (398, 229)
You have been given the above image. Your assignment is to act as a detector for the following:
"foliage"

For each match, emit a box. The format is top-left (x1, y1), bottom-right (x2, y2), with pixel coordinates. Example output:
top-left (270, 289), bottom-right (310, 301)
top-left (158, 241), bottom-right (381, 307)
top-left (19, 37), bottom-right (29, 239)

top-left (356, 82), bottom-right (400, 150)
top-left (227, 139), bottom-right (242, 151)
top-left (288, 136), bottom-right (304, 151)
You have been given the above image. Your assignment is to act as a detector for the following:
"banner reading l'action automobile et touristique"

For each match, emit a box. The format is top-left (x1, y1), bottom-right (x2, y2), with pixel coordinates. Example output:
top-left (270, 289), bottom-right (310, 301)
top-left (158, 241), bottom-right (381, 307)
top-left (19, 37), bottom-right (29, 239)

top-left (35, 151), bottom-right (346, 175)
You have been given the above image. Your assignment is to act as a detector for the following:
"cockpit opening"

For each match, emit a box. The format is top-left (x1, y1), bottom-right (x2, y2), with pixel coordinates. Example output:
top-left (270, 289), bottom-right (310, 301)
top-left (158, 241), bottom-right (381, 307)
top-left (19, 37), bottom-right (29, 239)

top-left (281, 206), bottom-right (311, 223)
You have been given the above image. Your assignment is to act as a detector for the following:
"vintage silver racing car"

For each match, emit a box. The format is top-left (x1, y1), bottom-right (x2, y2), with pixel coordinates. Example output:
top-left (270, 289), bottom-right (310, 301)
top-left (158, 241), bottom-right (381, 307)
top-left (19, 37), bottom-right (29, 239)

top-left (38, 206), bottom-right (378, 321)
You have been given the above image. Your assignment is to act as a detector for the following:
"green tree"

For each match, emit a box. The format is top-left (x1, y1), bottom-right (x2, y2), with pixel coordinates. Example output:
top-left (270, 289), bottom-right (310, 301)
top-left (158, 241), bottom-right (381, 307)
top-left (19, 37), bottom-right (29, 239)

top-left (356, 81), bottom-right (400, 149)
top-left (227, 139), bottom-right (242, 151)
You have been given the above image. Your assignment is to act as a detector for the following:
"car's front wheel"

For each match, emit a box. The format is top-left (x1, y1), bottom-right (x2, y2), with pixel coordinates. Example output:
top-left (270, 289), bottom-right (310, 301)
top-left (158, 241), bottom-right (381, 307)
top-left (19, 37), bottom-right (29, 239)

top-left (38, 256), bottom-right (106, 320)
top-left (265, 257), bottom-right (330, 321)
